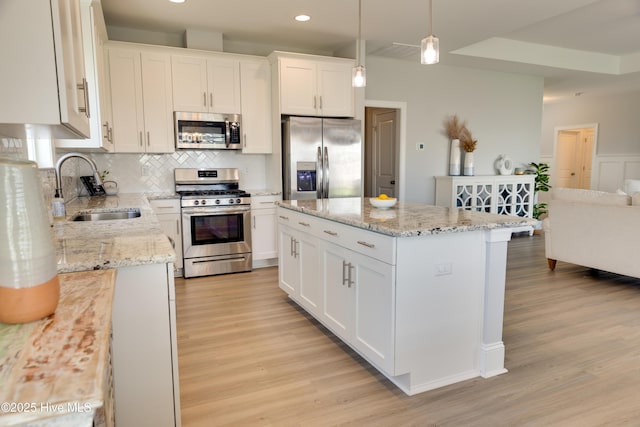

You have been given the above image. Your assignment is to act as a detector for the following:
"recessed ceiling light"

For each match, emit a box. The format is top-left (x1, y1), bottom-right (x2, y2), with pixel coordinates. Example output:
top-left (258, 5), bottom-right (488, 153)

top-left (169, 0), bottom-right (185, 3)
top-left (295, 14), bottom-right (311, 22)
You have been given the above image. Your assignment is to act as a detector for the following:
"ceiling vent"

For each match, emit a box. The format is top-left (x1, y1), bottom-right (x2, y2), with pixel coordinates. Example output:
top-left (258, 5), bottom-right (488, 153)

top-left (368, 42), bottom-right (420, 61)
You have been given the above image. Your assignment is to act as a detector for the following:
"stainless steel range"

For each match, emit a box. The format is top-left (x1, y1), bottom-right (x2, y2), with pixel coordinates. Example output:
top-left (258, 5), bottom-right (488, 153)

top-left (175, 168), bottom-right (251, 278)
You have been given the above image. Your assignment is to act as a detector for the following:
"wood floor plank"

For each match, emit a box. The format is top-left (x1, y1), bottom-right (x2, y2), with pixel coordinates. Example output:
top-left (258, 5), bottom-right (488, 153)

top-left (175, 234), bottom-right (640, 426)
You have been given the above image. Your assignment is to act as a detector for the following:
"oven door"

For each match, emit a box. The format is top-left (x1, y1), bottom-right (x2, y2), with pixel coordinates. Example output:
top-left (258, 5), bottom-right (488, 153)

top-left (182, 205), bottom-right (252, 259)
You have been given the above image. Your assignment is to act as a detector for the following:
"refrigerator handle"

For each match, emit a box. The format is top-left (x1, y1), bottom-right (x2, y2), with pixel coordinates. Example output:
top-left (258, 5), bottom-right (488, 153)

top-left (316, 146), bottom-right (323, 199)
top-left (324, 146), bottom-right (330, 198)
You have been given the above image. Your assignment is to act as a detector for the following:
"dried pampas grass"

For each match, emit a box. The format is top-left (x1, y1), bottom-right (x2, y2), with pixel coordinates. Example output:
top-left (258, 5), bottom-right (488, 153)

top-left (443, 114), bottom-right (467, 140)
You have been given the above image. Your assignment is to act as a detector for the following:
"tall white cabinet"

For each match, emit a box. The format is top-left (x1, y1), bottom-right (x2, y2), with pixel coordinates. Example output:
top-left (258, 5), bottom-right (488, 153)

top-left (0, 0), bottom-right (90, 139)
top-left (107, 44), bottom-right (174, 153)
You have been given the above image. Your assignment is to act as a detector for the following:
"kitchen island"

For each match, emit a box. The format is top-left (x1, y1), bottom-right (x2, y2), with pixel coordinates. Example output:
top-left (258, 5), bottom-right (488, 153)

top-left (51, 193), bottom-right (181, 427)
top-left (277, 198), bottom-right (535, 395)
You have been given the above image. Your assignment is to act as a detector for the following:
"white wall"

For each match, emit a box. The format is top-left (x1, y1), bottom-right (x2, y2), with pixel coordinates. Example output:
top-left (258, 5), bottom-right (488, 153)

top-left (366, 56), bottom-right (544, 204)
top-left (542, 90), bottom-right (640, 156)
top-left (541, 90), bottom-right (640, 191)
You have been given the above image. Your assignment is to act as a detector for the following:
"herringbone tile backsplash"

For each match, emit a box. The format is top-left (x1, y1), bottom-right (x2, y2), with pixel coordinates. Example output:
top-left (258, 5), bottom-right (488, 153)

top-left (81, 150), bottom-right (268, 193)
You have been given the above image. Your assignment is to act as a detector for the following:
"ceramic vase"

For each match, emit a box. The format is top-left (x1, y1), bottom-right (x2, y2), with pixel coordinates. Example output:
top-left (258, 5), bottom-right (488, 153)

top-left (463, 151), bottom-right (475, 176)
top-left (449, 139), bottom-right (461, 176)
top-left (0, 157), bottom-right (59, 324)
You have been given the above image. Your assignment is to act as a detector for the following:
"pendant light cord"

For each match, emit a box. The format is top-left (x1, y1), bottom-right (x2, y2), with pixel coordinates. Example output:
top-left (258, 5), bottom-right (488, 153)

top-left (429, 0), bottom-right (433, 36)
top-left (357, 0), bottom-right (362, 64)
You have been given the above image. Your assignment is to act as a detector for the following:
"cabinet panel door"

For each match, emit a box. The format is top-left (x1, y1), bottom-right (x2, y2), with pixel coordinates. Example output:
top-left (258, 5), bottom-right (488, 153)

top-left (52, 0), bottom-right (90, 137)
top-left (108, 48), bottom-right (144, 152)
top-left (171, 55), bottom-right (208, 112)
top-left (252, 208), bottom-right (277, 260)
top-left (140, 52), bottom-right (174, 153)
top-left (317, 61), bottom-right (354, 118)
top-left (321, 243), bottom-right (351, 341)
top-left (208, 58), bottom-right (241, 113)
top-left (240, 60), bottom-right (272, 153)
top-left (352, 253), bottom-right (396, 374)
top-left (280, 58), bottom-right (317, 116)
top-left (157, 215), bottom-right (183, 270)
top-left (278, 226), bottom-right (299, 296)
top-left (298, 236), bottom-right (321, 316)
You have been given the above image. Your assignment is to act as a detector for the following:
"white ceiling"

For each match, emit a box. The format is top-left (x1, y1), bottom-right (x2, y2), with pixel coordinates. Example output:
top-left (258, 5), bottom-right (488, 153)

top-left (100, 0), bottom-right (640, 102)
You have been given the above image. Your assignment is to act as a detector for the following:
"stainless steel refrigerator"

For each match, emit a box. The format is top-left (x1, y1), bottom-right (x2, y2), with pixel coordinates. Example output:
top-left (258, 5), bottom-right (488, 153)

top-left (282, 116), bottom-right (362, 200)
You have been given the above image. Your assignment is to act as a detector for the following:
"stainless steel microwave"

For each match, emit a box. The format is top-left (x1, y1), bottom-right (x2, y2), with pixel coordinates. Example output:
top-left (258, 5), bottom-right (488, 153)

top-left (175, 112), bottom-right (242, 150)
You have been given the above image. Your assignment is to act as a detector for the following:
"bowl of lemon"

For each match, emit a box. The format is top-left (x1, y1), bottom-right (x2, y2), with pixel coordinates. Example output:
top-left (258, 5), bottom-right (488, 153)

top-left (369, 194), bottom-right (397, 209)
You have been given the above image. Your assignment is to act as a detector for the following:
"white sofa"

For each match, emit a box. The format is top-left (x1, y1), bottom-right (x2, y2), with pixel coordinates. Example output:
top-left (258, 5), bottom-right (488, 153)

top-left (543, 186), bottom-right (640, 278)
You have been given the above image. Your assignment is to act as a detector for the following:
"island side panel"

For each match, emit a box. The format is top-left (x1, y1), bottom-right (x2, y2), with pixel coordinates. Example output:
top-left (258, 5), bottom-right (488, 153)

top-left (480, 228), bottom-right (512, 378)
top-left (394, 231), bottom-right (486, 395)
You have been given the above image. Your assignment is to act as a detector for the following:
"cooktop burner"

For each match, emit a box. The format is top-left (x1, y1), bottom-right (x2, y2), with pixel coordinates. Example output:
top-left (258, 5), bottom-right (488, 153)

top-left (179, 189), bottom-right (251, 198)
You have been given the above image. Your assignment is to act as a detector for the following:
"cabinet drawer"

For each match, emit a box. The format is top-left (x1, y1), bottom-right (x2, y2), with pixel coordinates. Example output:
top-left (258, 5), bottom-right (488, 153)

top-left (277, 208), bottom-right (320, 234)
top-left (314, 217), bottom-right (396, 264)
top-left (149, 198), bottom-right (180, 214)
top-left (251, 194), bottom-right (282, 210)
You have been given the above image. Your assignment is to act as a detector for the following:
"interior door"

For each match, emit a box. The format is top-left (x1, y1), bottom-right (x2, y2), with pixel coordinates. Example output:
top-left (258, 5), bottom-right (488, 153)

top-left (365, 108), bottom-right (398, 197)
top-left (556, 130), bottom-right (579, 188)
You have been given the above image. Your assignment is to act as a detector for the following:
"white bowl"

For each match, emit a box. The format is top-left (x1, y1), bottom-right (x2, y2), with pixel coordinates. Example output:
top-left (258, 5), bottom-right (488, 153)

top-left (369, 197), bottom-right (397, 209)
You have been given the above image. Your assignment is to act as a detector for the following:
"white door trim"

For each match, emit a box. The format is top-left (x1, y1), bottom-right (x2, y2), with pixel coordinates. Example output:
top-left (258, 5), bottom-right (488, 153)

top-left (364, 99), bottom-right (407, 201)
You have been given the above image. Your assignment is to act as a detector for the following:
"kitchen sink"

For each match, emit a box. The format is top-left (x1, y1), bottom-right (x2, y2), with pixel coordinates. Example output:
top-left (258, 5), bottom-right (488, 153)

top-left (71, 208), bottom-right (141, 221)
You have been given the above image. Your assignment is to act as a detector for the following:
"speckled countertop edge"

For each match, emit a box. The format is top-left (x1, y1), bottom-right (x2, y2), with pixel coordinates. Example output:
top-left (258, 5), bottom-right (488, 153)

top-left (277, 198), bottom-right (537, 237)
top-left (0, 270), bottom-right (116, 425)
top-left (53, 193), bottom-right (176, 273)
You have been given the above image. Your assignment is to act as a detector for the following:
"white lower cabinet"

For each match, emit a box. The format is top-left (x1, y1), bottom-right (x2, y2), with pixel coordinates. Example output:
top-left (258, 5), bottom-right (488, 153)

top-left (251, 194), bottom-right (280, 267)
top-left (278, 208), bottom-right (396, 375)
top-left (150, 199), bottom-right (183, 273)
top-left (277, 215), bottom-right (322, 317)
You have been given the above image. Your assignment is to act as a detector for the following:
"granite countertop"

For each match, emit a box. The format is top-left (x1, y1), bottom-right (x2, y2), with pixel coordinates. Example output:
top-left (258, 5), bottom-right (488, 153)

top-left (0, 270), bottom-right (116, 426)
top-left (53, 193), bottom-right (175, 273)
top-left (246, 189), bottom-right (282, 197)
top-left (278, 198), bottom-right (537, 237)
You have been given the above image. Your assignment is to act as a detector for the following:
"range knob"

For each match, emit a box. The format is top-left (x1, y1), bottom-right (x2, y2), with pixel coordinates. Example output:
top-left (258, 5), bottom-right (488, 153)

top-left (229, 198), bottom-right (235, 204)
top-left (215, 199), bottom-right (221, 205)
top-left (236, 198), bottom-right (241, 204)
top-left (194, 200), bottom-right (199, 206)
top-left (201, 199), bottom-right (207, 205)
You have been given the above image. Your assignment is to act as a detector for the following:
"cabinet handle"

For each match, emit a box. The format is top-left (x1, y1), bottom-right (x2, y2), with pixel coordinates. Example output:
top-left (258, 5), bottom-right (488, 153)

top-left (298, 222), bottom-right (310, 227)
top-left (176, 219), bottom-right (180, 235)
top-left (319, 95), bottom-right (323, 110)
top-left (357, 240), bottom-right (375, 248)
top-left (260, 201), bottom-right (275, 205)
top-left (323, 230), bottom-right (338, 236)
top-left (244, 133), bottom-right (247, 148)
top-left (168, 236), bottom-right (175, 249)
top-left (147, 131), bottom-right (150, 146)
top-left (155, 206), bottom-right (173, 209)
top-left (348, 263), bottom-right (354, 288)
top-left (210, 92), bottom-right (213, 107)
top-left (342, 260), bottom-right (349, 286)
top-left (253, 215), bottom-right (256, 229)
top-left (294, 239), bottom-right (299, 258)
top-left (313, 95), bottom-right (317, 109)
top-left (203, 92), bottom-right (207, 107)
top-left (77, 78), bottom-right (90, 118)
top-left (139, 131), bottom-right (143, 147)
top-left (279, 215), bottom-right (289, 220)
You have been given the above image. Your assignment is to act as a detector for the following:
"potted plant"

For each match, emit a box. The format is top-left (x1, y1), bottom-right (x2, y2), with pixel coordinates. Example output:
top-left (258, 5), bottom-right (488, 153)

top-left (528, 162), bottom-right (551, 221)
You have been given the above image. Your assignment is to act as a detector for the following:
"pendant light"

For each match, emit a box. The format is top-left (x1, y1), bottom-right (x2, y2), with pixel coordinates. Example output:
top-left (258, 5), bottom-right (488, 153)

top-left (421, 0), bottom-right (439, 64)
top-left (352, 0), bottom-right (366, 87)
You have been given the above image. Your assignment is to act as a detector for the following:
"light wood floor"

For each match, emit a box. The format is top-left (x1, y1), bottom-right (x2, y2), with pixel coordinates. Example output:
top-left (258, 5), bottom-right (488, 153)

top-left (175, 234), bottom-right (640, 426)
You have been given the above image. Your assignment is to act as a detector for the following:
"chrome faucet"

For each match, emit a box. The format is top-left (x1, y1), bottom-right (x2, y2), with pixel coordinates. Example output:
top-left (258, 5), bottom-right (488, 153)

top-left (54, 152), bottom-right (104, 199)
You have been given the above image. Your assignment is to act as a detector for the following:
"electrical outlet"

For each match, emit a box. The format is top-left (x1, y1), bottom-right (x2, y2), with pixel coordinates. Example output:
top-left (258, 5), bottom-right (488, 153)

top-left (435, 262), bottom-right (453, 276)
top-left (416, 142), bottom-right (425, 151)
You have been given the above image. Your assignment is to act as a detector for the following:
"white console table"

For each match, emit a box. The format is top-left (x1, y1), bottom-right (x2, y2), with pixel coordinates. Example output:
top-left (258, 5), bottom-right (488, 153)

top-left (435, 175), bottom-right (535, 235)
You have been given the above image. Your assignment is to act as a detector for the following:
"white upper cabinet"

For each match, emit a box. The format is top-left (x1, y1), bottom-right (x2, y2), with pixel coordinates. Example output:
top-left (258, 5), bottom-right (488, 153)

top-left (56, 0), bottom-right (113, 151)
top-left (107, 45), bottom-right (174, 153)
top-left (240, 59), bottom-right (272, 154)
top-left (274, 54), bottom-right (355, 118)
top-left (171, 55), bottom-right (241, 114)
top-left (0, 0), bottom-right (90, 139)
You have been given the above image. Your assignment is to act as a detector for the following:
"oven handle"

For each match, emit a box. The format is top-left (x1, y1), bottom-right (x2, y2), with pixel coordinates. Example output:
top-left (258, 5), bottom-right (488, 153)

top-left (181, 206), bottom-right (250, 216)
